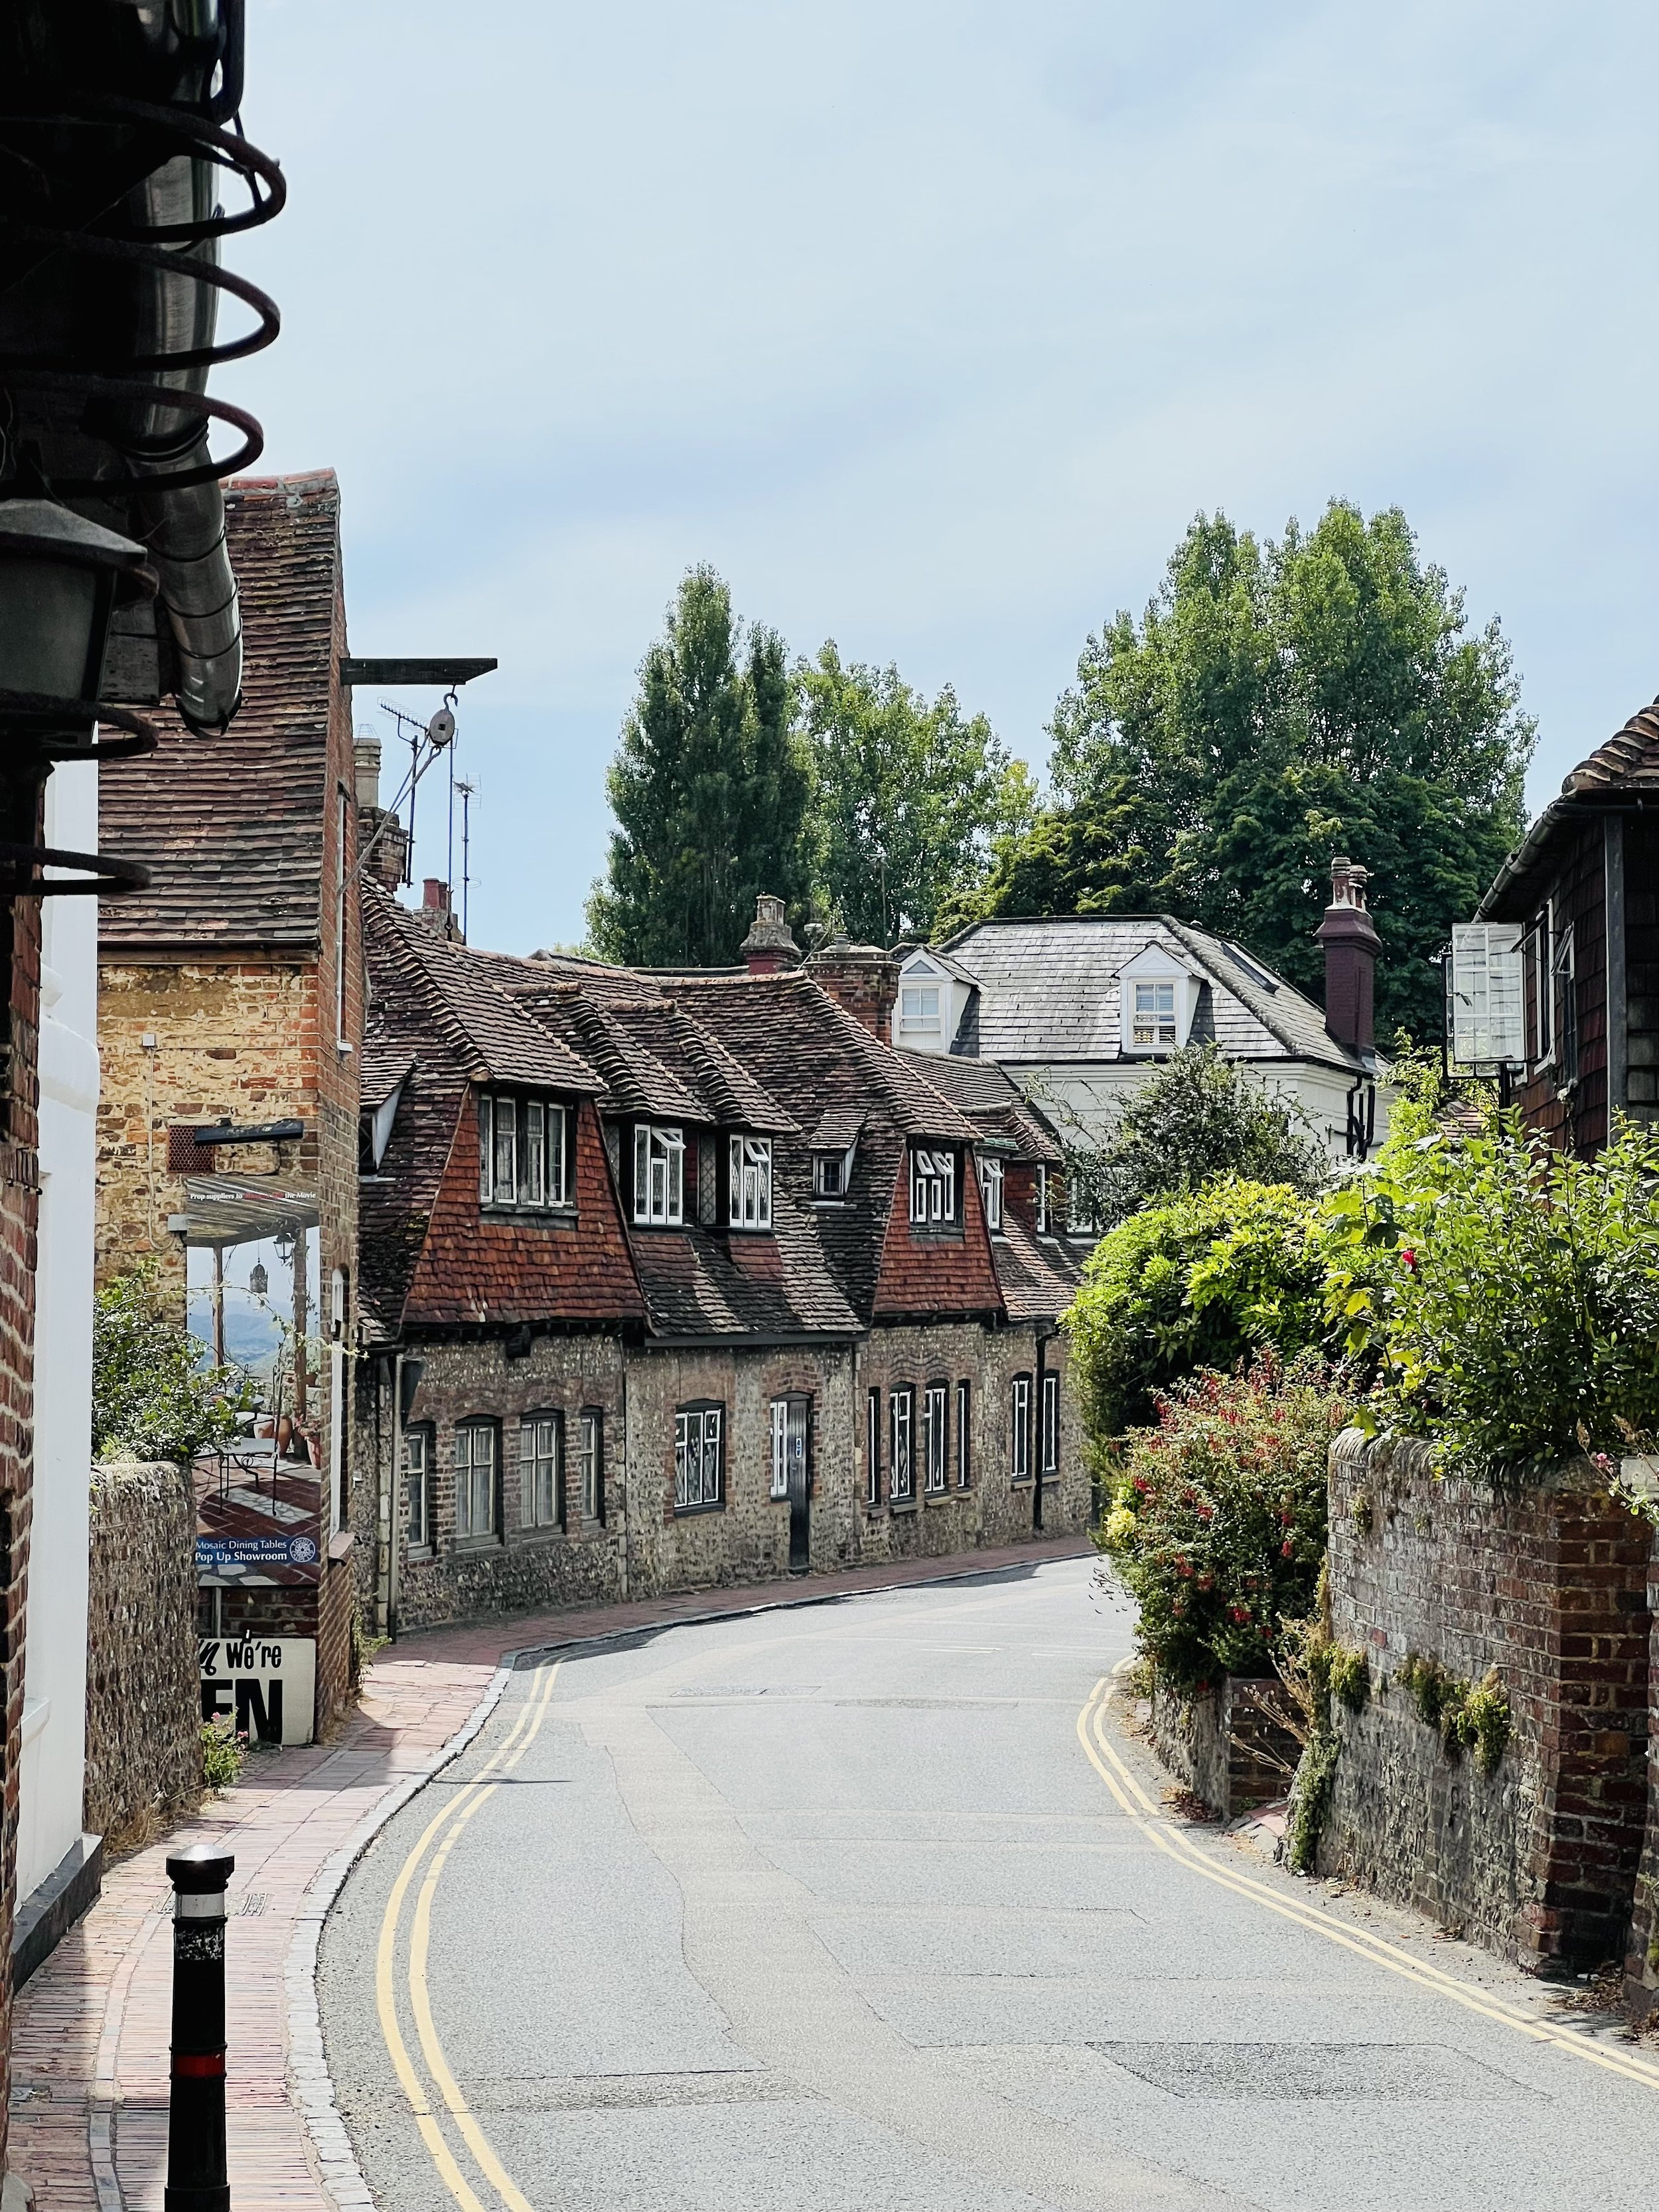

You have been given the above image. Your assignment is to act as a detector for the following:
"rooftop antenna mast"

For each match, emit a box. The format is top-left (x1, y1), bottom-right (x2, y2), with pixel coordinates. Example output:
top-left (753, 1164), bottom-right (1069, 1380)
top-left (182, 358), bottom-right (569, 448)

top-left (456, 778), bottom-right (475, 941)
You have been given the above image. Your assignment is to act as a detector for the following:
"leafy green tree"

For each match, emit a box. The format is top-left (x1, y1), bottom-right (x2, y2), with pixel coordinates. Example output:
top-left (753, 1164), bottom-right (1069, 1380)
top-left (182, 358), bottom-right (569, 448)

top-left (587, 567), bottom-right (814, 965)
top-left (798, 642), bottom-right (1035, 946)
top-left (982, 503), bottom-right (1534, 1037)
top-left (936, 774), bottom-right (1169, 938)
top-left (94, 1263), bottom-right (250, 1463)
top-left (1058, 1043), bottom-right (1327, 1232)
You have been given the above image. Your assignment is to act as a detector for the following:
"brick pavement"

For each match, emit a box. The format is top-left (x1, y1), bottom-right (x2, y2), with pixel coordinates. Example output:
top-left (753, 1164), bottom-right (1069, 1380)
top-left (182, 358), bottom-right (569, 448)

top-left (7, 1533), bottom-right (1092, 2212)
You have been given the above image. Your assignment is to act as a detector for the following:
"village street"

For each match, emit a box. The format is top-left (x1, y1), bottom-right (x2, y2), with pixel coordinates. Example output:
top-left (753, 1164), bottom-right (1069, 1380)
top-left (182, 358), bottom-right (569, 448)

top-left (318, 1559), bottom-right (1659, 2212)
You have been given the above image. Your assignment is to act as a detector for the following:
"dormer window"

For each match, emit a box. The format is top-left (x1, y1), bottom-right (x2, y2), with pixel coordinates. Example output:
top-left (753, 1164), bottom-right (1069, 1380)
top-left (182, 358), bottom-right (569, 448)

top-left (1131, 980), bottom-right (1177, 1050)
top-left (900, 984), bottom-right (940, 1037)
top-left (727, 1135), bottom-right (773, 1230)
top-left (977, 1154), bottom-right (1003, 1230)
top-left (1117, 944), bottom-right (1200, 1057)
top-left (478, 1093), bottom-right (569, 1211)
top-left (814, 1147), bottom-right (853, 1199)
top-left (909, 1146), bottom-right (957, 1224)
top-left (633, 1123), bottom-right (684, 1226)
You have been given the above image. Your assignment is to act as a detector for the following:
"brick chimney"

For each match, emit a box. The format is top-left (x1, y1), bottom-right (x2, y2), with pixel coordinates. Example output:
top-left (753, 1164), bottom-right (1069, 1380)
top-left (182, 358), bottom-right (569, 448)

top-left (420, 877), bottom-right (457, 940)
top-left (1315, 855), bottom-right (1382, 1051)
top-left (354, 730), bottom-right (409, 893)
top-left (739, 893), bottom-right (800, 975)
top-left (806, 938), bottom-right (900, 1039)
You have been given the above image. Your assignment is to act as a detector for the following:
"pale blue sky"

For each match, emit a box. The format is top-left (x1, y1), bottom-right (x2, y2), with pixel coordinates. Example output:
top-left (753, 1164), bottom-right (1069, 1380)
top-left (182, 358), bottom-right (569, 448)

top-left (230, 2), bottom-right (1658, 954)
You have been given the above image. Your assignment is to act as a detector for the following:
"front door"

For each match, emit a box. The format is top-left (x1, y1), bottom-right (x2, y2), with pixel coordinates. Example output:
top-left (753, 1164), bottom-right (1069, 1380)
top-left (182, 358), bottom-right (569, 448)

top-left (786, 1396), bottom-right (810, 1570)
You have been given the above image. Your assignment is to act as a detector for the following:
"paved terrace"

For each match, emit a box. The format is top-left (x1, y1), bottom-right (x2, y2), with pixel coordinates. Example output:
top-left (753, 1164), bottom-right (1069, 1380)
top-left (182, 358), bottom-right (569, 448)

top-left (7, 1535), bottom-right (1091, 2212)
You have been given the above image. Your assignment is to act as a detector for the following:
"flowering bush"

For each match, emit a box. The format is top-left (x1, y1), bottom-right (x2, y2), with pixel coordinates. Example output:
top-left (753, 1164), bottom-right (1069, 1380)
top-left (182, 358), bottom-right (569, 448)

top-left (1065, 1179), bottom-right (1329, 1440)
top-left (1323, 1115), bottom-right (1659, 1484)
top-left (1098, 1351), bottom-right (1355, 1694)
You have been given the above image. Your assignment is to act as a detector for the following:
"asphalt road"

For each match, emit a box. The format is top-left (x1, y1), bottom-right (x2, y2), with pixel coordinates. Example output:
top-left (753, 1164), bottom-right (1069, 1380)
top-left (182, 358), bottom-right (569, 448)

top-left (319, 1558), bottom-right (1659, 2211)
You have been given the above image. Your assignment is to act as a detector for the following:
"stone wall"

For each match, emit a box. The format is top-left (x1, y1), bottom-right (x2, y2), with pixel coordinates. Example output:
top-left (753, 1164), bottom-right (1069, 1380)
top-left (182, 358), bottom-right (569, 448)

top-left (1148, 1677), bottom-right (1300, 1821)
top-left (1630, 1552), bottom-right (1659, 2012)
top-left (82, 1461), bottom-right (200, 1843)
top-left (1325, 1428), bottom-right (1654, 1972)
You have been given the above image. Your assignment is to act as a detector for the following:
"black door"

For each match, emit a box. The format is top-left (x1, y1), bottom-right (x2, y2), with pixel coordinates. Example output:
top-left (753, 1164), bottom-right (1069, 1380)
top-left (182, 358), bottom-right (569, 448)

top-left (786, 1397), bottom-right (810, 1570)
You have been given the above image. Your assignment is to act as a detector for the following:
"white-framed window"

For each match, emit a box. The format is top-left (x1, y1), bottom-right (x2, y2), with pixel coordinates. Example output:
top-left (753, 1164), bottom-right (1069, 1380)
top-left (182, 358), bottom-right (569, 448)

top-left (579, 1409), bottom-right (603, 1523)
top-left (478, 1093), bottom-right (569, 1209)
top-left (909, 1147), bottom-right (956, 1224)
top-left (1041, 1372), bottom-right (1060, 1479)
top-left (1035, 1165), bottom-right (1049, 1236)
top-left (1131, 979), bottom-right (1177, 1050)
top-left (403, 1426), bottom-right (433, 1552)
top-left (674, 1403), bottom-right (723, 1511)
top-left (955, 1380), bottom-right (971, 1489)
top-left (865, 1388), bottom-right (881, 1506)
top-left (977, 1154), bottom-right (1003, 1230)
top-left (1552, 921), bottom-right (1577, 1083)
top-left (889, 1388), bottom-right (914, 1503)
top-left (769, 1396), bottom-right (790, 1499)
top-left (520, 1412), bottom-right (563, 1530)
top-left (634, 1123), bottom-right (685, 1226)
top-left (455, 1423), bottom-right (498, 1539)
top-left (899, 984), bottom-right (940, 1035)
top-left (728, 1134), bottom-right (773, 1229)
top-left (1522, 909), bottom-right (1552, 1067)
top-left (922, 1383), bottom-right (948, 1494)
top-left (1010, 1375), bottom-right (1031, 1482)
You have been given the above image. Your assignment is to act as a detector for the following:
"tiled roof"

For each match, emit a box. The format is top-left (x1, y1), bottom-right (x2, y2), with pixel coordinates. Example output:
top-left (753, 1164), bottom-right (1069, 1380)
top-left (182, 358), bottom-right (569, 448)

top-left (100, 472), bottom-right (344, 948)
top-left (989, 1211), bottom-right (1084, 1323)
top-left (936, 915), bottom-right (1368, 1074)
top-left (899, 1051), bottom-right (1064, 1166)
top-left (360, 1044), bottom-right (415, 1112)
top-left (1562, 696), bottom-right (1659, 796)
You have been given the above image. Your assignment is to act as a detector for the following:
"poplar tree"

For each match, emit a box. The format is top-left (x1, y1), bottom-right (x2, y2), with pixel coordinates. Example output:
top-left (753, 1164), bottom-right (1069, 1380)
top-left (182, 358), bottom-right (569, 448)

top-left (587, 567), bottom-right (814, 966)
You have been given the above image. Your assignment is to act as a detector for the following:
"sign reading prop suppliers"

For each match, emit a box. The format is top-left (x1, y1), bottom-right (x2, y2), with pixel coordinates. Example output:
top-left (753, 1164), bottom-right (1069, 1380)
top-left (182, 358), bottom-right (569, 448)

top-left (198, 1635), bottom-right (316, 1746)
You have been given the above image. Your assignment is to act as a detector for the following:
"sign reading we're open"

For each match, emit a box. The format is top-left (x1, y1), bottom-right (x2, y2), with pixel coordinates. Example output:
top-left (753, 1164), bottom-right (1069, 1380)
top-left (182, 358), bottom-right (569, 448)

top-left (198, 1635), bottom-right (316, 1747)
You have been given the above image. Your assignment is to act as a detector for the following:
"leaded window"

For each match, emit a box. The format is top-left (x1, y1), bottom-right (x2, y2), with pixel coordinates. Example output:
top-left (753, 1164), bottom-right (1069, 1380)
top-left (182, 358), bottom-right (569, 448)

top-left (1010, 1375), bottom-right (1031, 1482)
top-left (922, 1383), bottom-right (948, 1494)
top-left (909, 1147), bottom-right (956, 1224)
top-left (520, 1412), bottom-right (562, 1530)
top-left (403, 1426), bottom-right (433, 1552)
top-left (728, 1135), bottom-right (773, 1229)
top-left (955, 1380), bottom-right (972, 1489)
top-left (579, 1409), bottom-right (603, 1523)
top-left (1041, 1372), bottom-right (1060, 1479)
top-left (634, 1123), bottom-right (685, 1225)
top-left (889, 1388), bottom-right (914, 1503)
top-left (674, 1404), bottom-right (723, 1511)
top-left (977, 1154), bottom-right (1003, 1230)
top-left (478, 1093), bottom-right (569, 1210)
top-left (866, 1388), bottom-right (881, 1506)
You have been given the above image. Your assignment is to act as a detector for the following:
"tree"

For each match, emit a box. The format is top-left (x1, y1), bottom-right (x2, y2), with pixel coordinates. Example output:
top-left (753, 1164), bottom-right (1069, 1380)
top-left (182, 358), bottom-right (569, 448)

top-left (587, 567), bottom-right (814, 966)
top-left (798, 642), bottom-right (1035, 946)
top-left (1059, 1042), bottom-right (1327, 1232)
top-left (979, 502), bottom-right (1535, 1037)
top-left (94, 1262), bottom-right (250, 1463)
top-left (936, 773), bottom-right (1170, 938)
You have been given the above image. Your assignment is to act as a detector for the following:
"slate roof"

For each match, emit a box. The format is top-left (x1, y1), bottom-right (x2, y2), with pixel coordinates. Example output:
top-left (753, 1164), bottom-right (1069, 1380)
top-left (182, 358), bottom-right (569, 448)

top-left (935, 915), bottom-right (1368, 1075)
top-left (100, 472), bottom-right (344, 948)
top-left (1478, 694), bottom-right (1659, 921)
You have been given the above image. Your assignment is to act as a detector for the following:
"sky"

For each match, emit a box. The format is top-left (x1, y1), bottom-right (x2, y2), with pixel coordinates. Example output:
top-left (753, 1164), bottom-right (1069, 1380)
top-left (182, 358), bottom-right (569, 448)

top-left (226, 1), bottom-right (1658, 955)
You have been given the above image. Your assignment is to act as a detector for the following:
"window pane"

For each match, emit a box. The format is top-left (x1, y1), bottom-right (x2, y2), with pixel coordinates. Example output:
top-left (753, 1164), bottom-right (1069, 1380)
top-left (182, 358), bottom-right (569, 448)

top-left (494, 1098), bottom-right (517, 1204)
top-left (956, 1381), bottom-right (971, 1487)
top-left (525, 1102), bottom-right (545, 1206)
top-left (478, 1096), bottom-right (493, 1203)
top-left (581, 1411), bottom-right (602, 1520)
top-left (547, 1106), bottom-right (566, 1205)
top-left (770, 1399), bottom-right (787, 1497)
top-left (635, 1124), bottom-right (650, 1222)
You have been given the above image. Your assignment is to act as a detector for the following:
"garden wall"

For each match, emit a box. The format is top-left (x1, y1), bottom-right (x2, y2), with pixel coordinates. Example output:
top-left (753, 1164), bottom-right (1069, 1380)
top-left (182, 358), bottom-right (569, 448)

top-left (1149, 1677), bottom-right (1300, 1822)
top-left (83, 1461), bottom-right (200, 1844)
top-left (1323, 1429), bottom-right (1654, 1974)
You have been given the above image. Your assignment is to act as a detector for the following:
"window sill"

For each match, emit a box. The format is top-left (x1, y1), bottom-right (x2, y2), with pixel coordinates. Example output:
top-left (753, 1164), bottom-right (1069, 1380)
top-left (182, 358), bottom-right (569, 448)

top-left (674, 1498), bottom-right (725, 1518)
top-left (454, 1532), bottom-right (504, 1551)
top-left (481, 1205), bottom-right (577, 1224)
top-left (405, 1544), bottom-right (435, 1562)
top-left (514, 1523), bottom-right (567, 1544)
top-left (889, 1495), bottom-right (918, 1514)
top-left (922, 1487), bottom-right (952, 1505)
top-left (908, 1224), bottom-right (964, 1243)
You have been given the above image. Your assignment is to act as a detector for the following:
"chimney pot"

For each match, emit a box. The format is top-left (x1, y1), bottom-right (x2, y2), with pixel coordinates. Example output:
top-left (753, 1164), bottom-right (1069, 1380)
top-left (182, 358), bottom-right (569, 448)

top-left (739, 891), bottom-right (801, 976)
top-left (353, 731), bottom-right (381, 810)
top-left (1314, 853), bottom-right (1382, 1050)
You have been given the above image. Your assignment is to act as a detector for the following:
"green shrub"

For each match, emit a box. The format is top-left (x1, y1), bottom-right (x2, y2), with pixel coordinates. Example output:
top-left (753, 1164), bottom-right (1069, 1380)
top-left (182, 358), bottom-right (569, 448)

top-left (200, 1716), bottom-right (246, 1793)
top-left (1066, 1179), bottom-right (1329, 1441)
top-left (94, 1262), bottom-right (252, 1463)
top-left (1097, 1351), bottom-right (1354, 1696)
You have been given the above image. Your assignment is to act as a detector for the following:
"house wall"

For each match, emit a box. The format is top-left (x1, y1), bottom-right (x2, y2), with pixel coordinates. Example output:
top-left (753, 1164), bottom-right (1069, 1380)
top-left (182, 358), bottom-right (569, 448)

top-left (1324, 1429), bottom-right (1653, 1972)
top-left (1011, 1058), bottom-right (1392, 1168)
top-left (1626, 814), bottom-right (1659, 1130)
top-left (1512, 817), bottom-right (1609, 1157)
top-left (19, 761), bottom-right (99, 1924)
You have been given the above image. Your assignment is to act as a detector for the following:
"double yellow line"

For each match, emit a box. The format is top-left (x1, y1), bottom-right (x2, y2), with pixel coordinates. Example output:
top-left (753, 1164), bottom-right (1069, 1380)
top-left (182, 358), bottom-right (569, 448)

top-left (1076, 1674), bottom-right (1659, 2095)
top-left (376, 1662), bottom-right (562, 2212)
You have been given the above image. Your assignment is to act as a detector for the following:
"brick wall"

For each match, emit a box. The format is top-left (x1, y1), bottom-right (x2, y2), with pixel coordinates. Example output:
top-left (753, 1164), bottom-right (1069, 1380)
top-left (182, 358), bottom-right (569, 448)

top-left (0, 859), bottom-right (42, 2164)
top-left (82, 1463), bottom-right (200, 1841)
top-left (1325, 1428), bottom-right (1654, 1972)
top-left (1628, 1551), bottom-right (1659, 2012)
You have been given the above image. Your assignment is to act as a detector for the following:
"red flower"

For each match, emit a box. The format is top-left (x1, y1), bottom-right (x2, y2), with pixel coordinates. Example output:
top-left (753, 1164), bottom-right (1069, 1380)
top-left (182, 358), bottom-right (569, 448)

top-left (1401, 1248), bottom-right (1416, 1270)
top-left (1175, 1556), bottom-right (1192, 1579)
top-left (1229, 1605), bottom-right (1250, 1625)
top-left (1281, 1538), bottom-right (1294, 1558)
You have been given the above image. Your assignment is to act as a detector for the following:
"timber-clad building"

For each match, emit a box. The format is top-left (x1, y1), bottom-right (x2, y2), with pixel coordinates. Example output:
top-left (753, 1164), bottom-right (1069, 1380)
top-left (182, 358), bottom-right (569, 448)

top-left (353, 887), bottom-right (1091, 1633)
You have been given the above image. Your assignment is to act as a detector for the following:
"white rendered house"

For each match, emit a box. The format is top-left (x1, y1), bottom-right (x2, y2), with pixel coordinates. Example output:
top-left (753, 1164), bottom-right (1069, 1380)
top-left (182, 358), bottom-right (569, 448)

top-left (895, 867), bottom-right (1391, 1167)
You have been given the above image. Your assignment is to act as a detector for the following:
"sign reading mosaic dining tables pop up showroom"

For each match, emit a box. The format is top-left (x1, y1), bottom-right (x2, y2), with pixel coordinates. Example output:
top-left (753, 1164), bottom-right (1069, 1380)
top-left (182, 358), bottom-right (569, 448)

top-left (198, 1635), bottom-right (316, 1746)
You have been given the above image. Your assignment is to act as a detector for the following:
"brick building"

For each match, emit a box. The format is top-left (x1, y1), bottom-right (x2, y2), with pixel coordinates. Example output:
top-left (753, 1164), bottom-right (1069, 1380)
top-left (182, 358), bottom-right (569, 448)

top-left (96, 472), bottom-right (364, 1737)
top-left (354, 894), bottom-right (1090, 1633)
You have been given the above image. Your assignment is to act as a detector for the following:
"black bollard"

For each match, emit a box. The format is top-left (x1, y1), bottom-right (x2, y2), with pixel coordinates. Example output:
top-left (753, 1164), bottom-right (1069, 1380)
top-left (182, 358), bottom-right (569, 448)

top-left (165, 1844), bottom-right (235, 2212)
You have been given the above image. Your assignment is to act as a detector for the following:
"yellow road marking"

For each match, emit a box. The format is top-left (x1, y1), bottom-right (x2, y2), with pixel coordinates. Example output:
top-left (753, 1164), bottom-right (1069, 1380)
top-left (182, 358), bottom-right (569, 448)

top-left (375, 1664), bottom-right (560, 2212)
top-left (1078, 1676), bottom-right (1659, 2094)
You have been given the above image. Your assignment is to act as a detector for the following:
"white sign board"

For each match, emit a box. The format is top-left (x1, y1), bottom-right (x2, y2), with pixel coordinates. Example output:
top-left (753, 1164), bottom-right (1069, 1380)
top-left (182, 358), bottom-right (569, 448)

top-left (198, 1635), bottom-right (316, 1747)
